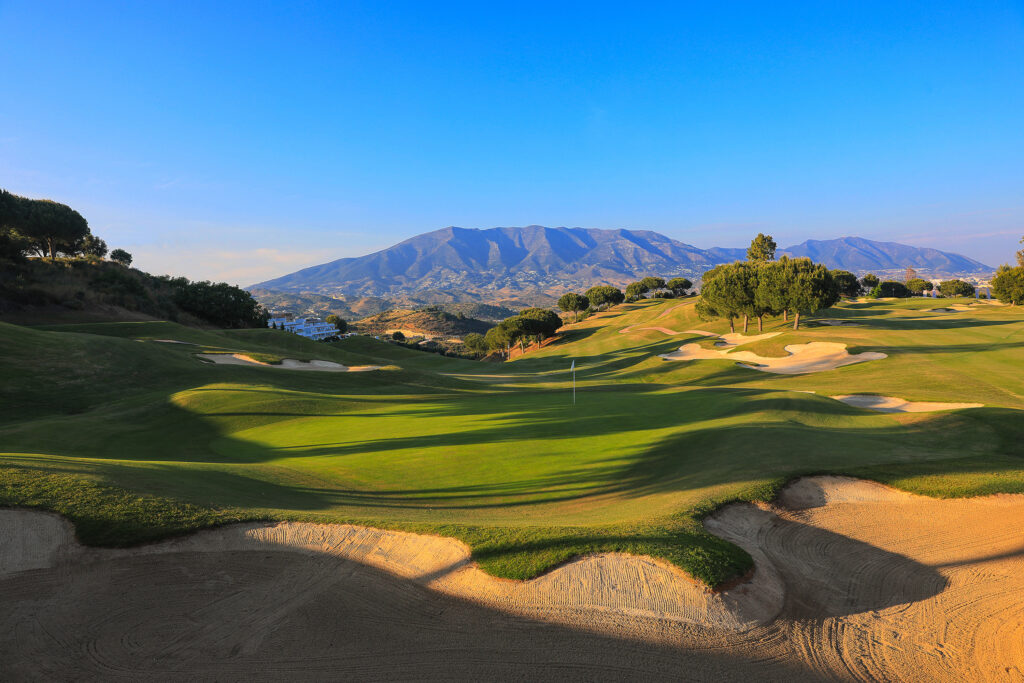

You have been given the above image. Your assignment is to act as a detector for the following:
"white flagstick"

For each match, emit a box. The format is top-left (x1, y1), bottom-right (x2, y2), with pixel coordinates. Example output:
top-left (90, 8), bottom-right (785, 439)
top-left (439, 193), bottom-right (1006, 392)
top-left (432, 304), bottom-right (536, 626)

top-left (570, 360), bottom-right (576, 405)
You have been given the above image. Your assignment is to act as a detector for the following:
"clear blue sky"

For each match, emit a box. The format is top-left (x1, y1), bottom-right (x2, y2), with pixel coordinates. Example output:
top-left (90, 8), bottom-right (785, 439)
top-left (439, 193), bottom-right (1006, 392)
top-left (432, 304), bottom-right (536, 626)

top-left (2, 1), bottom-right (1022, 284)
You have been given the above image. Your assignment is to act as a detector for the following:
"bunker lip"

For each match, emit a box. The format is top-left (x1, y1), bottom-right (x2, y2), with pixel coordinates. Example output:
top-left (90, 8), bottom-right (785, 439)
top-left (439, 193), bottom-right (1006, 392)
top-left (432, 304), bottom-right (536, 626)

top-left (0, 509), bottom-right (779, 632)
top-left (831, 394), bottom-right (983, 412)
top-left (196, 353), bottom-right (381, 372)
top-left (5, 477), bottom-right (1024, 679)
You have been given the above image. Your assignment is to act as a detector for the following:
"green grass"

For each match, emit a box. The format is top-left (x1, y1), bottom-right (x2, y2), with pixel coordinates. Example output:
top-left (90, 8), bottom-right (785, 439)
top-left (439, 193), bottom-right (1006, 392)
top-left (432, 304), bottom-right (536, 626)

top-left (2, 297), bottom-right (1023, 587)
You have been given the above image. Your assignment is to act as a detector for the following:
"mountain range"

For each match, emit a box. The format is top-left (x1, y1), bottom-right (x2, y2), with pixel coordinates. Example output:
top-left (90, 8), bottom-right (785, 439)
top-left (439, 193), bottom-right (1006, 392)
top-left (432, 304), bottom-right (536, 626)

top-left (251, 226), bottom-right (992, 303)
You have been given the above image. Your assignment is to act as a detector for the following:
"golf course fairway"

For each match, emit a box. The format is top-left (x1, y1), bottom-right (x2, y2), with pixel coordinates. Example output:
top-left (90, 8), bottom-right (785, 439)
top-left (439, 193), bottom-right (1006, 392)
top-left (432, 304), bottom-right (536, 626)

top-left (2, 297), bottom-right (1023, 589)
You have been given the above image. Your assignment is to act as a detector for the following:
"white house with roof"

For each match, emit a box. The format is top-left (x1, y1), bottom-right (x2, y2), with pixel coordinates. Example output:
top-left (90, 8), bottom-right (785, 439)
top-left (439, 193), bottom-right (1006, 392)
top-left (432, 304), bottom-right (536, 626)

top-left (267, 315), bottom-right (337, 341)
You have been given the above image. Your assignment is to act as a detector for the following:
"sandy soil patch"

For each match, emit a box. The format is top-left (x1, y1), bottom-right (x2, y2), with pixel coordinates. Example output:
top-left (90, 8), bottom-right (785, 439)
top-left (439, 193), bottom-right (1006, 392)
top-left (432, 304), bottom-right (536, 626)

top-left (661, 341), bottom-right (886, 374)
top-left (3, 477), bottom-right (1024, 680)
top-left (831, 394), bottom-right (983, 412)
top-left (196, 353), bottom-right (381, 372)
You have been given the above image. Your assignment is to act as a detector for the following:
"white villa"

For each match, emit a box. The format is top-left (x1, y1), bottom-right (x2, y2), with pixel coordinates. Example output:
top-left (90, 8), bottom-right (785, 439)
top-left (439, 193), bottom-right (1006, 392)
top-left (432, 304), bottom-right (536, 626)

top-left (267, 315), bottom-right (337, 341)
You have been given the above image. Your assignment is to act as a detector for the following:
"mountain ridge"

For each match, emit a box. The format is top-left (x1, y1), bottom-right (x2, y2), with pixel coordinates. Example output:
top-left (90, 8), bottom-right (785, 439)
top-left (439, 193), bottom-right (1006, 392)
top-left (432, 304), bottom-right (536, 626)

top-left (252, 226), bottom-right (991, 300)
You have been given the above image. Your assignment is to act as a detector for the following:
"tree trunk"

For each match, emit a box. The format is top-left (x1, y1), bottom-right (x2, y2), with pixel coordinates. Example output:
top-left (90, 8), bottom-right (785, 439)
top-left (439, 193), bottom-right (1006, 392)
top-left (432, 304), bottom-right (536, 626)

top-left (757, 315), bottom-right (763, 332)
top-left (742, 315), bottom-right (748, 334)
top-left (47, 238), bottom-right (55, 259)
top-left (793, 311), bottom-right (801, 330)
top-left (783, 309), bottom-right (788, 323)
top-left (728, 317), bottom-right (735, 334)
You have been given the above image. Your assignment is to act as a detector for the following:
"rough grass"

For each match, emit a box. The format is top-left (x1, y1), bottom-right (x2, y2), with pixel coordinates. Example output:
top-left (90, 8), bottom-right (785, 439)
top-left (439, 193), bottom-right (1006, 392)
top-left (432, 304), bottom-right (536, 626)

top-left (2, 298), bottom-right (1023, 588)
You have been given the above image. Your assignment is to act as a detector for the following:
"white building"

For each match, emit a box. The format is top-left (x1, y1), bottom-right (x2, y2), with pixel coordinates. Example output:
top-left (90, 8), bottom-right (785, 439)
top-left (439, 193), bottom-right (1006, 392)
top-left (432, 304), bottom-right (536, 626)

top-left (267, 315), bottom-right (337, 341)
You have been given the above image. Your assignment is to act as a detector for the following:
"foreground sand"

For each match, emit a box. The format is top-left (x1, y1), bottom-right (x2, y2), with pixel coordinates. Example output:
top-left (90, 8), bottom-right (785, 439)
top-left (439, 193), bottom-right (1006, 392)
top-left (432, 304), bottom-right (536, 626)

top-left (2, 477), bottom-right (1022, 680)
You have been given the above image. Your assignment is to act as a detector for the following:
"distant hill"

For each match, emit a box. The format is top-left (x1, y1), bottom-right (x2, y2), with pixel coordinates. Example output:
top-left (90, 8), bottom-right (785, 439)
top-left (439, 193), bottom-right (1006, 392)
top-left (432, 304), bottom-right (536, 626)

top-left (251, 226), bottom-right (992, 301)
top-left (248, 288), bottom-right (392, 320)
top-left (352, 307), bottom-right (493, 339)
top-left (779, 237), bottom-right (990, 275)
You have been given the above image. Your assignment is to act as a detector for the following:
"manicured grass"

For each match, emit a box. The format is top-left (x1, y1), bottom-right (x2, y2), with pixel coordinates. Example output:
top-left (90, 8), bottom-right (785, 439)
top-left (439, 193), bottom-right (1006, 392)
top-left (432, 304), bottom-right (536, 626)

top-left (2, 298), bottom-right (1023, 587)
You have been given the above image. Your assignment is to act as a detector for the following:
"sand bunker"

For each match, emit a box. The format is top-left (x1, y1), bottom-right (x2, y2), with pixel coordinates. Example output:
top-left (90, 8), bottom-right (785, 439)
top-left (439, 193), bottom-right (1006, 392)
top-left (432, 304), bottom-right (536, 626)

top-left (713, 331), bottom-right (780, 348)
top-left (928, 304), bottom-right (974, 312)
top-left (197, 353), bottom-right (381, 372)
top-left (0, 511), bottom-right (776, 633)
top-left (3, 476), bottom-right (1024, 679)
top-left (831, 394), bottom-right (983, 412)
top-left (813, 320), bottom-right (861, 326)
top-left (661, 341), bottom-right (886, 374)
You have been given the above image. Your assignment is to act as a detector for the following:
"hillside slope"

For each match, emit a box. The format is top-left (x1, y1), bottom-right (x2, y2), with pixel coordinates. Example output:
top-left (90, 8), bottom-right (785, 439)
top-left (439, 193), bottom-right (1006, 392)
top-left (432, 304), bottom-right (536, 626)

top-left (352, 307), bottom-right (492, 338)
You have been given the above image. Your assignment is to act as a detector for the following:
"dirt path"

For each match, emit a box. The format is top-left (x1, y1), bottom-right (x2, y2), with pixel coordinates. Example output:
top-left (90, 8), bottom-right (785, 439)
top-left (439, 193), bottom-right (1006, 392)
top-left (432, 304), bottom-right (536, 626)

top-left (2, 477), bottom-right (1022, 680)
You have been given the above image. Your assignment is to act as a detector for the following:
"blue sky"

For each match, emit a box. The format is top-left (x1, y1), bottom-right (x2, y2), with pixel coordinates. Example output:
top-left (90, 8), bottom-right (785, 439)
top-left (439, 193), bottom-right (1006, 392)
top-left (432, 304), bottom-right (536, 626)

top-left (1, 1), bottom-right (1022, 284)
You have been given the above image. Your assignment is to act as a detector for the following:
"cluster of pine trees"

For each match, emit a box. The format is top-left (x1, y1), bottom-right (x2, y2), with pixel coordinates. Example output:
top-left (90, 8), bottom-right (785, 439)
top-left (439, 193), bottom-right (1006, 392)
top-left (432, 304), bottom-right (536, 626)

top-left (475, 308), bottom-right (563, 357)
top-left (697, 234), bottom-right (840, 332)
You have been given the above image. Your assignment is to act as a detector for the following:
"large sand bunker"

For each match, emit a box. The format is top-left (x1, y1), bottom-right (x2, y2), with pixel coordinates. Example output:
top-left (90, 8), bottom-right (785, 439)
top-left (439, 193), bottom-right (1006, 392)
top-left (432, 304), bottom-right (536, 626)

top-left (661, 340), bottom-right (887, 374)
top-left (3, 476), bottom-right (1024, 679)
top-left (831, 394), bottom-right (983, 412)
top-left (197, 353), bottom-right (381, 372)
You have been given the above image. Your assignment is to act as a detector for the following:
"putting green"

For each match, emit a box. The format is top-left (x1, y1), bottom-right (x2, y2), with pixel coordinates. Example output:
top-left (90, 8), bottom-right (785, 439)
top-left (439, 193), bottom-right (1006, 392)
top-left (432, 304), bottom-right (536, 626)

top-left (2, 297), bottom-right (1023, 586)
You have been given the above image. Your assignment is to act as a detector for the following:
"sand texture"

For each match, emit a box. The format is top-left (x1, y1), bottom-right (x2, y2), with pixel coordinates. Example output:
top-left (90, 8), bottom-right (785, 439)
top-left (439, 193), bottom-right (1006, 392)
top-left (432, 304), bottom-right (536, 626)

top-left (197, 353), bottom-right (381, 372)
top-left (3, 476), bottom-right (1023, 680)
top-left (660, 341), bottom-right (887, 374)
top-left (832, 394), bottom-right (984, 412)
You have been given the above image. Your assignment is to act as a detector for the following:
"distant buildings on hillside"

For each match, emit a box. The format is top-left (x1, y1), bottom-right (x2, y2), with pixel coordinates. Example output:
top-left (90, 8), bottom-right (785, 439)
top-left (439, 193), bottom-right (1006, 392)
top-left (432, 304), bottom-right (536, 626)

top-left (267, 315), bottom-right (337, 341)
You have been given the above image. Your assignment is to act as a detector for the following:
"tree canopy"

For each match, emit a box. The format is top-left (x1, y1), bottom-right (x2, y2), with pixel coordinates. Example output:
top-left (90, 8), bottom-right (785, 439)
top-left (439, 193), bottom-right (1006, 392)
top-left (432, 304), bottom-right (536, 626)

top-left (165, 277), bottom-right (268, 328)
top-left (325, 314), bottom-right (347, 333)
top-left (783, 259), bottom-right (839, 328)
top-left (861, 273), bottom-right (880, 291)
top-left (557, 292), bottom-right (589, 322)
top-left (584, 285), bottom-right (624, 310)
top-left (746, 233), bottom-right (777, 262)
top-left (906, 278), bottom-right (933, 294)
top-left (462, 332), bottom-right (488, 354)
top-left (878, 280), bottom-right (910, 298)
top-left (830, 270), bottom-right (860, 298)
top-left (624, 281), bottom-right (649, 302)
top-left (697, 263), bottom-right (750, 333)
top-left (666, 277), bottom-right (692, 296)
top-left (939, 279), bottom-right (975, 298)
top-left (517, 307), bottom-right (562, 339)
top-left (992, 265), bottom-right (1024, 305)
top-left (110, 249), bottom-right (133, 266)
top-left (639, 276), bottom-right (665, 294)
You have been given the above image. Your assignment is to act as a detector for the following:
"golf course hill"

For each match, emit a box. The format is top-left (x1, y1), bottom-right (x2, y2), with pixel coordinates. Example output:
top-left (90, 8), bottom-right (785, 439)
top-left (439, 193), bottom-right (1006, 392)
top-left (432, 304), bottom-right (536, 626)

top-left (351, 306), bottom-right (493, 339)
